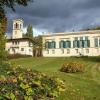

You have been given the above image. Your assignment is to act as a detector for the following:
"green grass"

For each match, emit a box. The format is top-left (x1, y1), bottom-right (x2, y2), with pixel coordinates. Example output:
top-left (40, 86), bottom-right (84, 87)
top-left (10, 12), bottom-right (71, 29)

top-left (10, 57), bottom-right (100, 100)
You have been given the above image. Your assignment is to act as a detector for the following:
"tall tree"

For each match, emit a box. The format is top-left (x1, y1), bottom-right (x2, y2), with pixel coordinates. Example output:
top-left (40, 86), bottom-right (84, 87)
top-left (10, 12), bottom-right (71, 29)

top-left (0, 0), bottom-right (32, 65)
top-left (33, 36), bottom-right (43, 57)
top-left (0, 8), bottom-right (7, 65)
top-left (25, 24), bottom-right (33, 38)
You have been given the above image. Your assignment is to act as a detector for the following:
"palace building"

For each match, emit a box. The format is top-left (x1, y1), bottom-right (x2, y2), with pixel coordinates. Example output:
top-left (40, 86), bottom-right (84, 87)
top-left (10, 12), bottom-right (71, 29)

top-left (6, 19), bottom-right (33, 56)
top-left (42, 30), bottom-right (100, 57)
top-left (6, 19), bottom-right (100, 57)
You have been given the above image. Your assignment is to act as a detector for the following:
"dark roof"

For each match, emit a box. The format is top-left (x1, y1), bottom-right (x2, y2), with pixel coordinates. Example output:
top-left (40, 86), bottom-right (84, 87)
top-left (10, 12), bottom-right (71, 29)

top-left (7, 38), bottom-right (33, 42)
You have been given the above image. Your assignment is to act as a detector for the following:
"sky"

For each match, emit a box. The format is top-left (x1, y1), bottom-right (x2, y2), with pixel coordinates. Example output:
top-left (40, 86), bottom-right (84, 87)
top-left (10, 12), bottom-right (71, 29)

top-left (6, 0), bottom-right (100, 36)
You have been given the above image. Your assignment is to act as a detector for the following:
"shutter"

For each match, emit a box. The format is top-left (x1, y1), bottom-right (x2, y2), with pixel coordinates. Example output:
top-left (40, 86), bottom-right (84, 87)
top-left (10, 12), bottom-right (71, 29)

top-left (73, 41), bottom-right (75, 48)
top-left (69, 41), bottom-right (71, 48)
top-left (79, 40), bottom-right (83, 48)
top-left (63, 41), bottom-right (66, 48)
top-left (87, 40), bottom-right (90, 47)
top-left (94, 38), bottom-right (98, 47)
top-left (66, 41), bottom-right (68, 48)
top-left (48, 42), bottom-right (51, 48)
top-left (53, 41), bottom-right (56, 48)
top-left (77, 41), bottom-right (80, 48)
top-left (52, 41), bottom-right (54, 48)
top-left (84, 40), bottom-right (86, 48)
top-left (99, 39), bottom-right (100, 47)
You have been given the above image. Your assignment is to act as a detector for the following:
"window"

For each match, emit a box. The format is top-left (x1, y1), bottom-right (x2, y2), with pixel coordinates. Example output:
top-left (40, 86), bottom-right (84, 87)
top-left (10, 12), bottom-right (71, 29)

top-left (21, 48), bottom-right (24, 51)
top-left (75, 49), bottom-right (78, 53)
top-left (73, 40), bottom-right (79, 48)
top-left (45, 41), bottom-right (56, 49)
top-left (84, 40), bottom-right (90, 48)
top-left (85, 36), bottom-right (88, 40)
top-left (15, 23), bottom-right (19, 29)
top-left (65, 41), bottom-right (71, 48)
top-left (86, 49), bottom-right (89, 54)
top-left (59, 40), bottom-right (64, 48)
top-left (29, 49), bottom-right (32, 52)
top-left (52, 41), bottom-right (56, 48)
top-left (61, 49), bottom-right (64, 54)
top-left (47, 50), bottom-right (49, 54)
top-left (59, 40), bottom-right (71, 48)
top-left (52, 50), bottom-right (55, 54)
top-left (67, 49), bottom-right (70, 54)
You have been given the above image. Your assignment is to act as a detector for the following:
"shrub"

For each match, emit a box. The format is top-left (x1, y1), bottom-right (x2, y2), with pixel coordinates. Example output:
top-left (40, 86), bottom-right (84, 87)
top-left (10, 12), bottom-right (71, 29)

top-left (0, 64), bottom-right (65, 100)
top-left (7, 54), bottom-right (32, 59)
top-left (60, 62), bottom-right (84, 73)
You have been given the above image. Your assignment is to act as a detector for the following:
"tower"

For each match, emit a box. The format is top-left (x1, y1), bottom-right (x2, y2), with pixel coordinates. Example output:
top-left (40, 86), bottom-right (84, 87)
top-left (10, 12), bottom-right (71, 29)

top-left (12, 19), bottom-right (23, 39)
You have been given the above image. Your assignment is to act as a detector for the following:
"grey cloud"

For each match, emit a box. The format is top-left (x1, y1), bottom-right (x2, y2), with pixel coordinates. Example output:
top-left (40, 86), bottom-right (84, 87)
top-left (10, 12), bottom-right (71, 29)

top-left (6, 0), bottom-right (100, 36)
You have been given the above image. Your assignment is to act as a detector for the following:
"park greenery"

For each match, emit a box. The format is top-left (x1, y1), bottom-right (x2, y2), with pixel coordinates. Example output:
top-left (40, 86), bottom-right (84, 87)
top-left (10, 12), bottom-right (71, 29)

top-left (60, 62), bottom-right (84, 73)
top-left (0, 63), bottom-right (65, 100)
top-left (10, 57), bottom-right (100, 100)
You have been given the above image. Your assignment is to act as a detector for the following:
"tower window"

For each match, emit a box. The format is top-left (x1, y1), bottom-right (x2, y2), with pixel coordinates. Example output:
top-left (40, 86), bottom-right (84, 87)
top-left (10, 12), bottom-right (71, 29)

top-left (15, 23), bottom-right (19, 29)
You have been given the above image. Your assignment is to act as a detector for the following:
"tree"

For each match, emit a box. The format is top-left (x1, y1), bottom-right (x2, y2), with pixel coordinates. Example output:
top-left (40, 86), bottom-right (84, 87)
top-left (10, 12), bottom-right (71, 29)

top-left (24, 24), bottom-right (33, 38)
top-left (0, 9), bottom-right (7, 65)
top-left (0, 0), bottom-right (32, 65)
top-left (33, 36), bottom-right (43, 57)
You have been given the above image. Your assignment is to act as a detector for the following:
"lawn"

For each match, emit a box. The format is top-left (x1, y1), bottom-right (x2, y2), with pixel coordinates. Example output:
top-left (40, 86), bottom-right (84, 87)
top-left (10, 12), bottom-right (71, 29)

top-left (10, 57), bottom-right (100, 100)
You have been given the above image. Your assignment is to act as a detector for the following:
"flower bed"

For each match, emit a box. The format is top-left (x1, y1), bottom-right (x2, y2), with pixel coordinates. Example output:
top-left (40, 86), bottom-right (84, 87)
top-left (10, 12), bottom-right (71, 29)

top-left (0, 64), bottom-right (65, 100)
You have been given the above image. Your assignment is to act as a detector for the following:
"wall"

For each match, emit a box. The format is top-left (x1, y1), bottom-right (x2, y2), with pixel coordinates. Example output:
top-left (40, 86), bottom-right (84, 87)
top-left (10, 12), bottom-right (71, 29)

top-left (42, 30), bottom-right (100, 57)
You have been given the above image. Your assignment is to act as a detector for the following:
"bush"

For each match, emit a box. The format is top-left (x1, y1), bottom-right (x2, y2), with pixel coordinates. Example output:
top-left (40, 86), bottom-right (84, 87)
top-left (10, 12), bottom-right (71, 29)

top-left (0, 64), bottom-right (65, 100)
top-left (7, 54), bottom-right (32, 59)
top-left (60, 62), bottom-right (84, 73)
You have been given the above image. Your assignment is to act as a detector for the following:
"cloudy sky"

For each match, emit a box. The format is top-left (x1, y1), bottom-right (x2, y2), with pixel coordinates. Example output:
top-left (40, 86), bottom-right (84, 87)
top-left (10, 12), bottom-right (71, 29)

top-left (6, 0), bottom-right (100, 36)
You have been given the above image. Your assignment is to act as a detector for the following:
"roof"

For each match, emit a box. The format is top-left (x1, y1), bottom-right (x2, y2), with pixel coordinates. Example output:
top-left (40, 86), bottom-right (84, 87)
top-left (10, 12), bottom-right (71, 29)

top-left (13, 19), bottom-right (23, 22)
top-left (7, 38), bottom-right (33, 42)
top-left (42, 30), bottom-right (100, 37)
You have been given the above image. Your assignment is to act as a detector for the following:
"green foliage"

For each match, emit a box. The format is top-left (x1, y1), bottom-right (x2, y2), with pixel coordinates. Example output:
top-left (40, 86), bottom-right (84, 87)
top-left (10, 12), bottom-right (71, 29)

top-left (7, 54), bottom-right (32, 59)
top-left (24, 24), bottom-right (33, 38)
top-left (84, 26), bottom-right (100, 31)
top-left (0, 30), bottom-right (7, 65)
top-left (0, 0), bottom-right (32, 65)
top-left (0, 0), bottom-right (33, 12)
top-left (60, 62), bottom-right (84, 73)
top-left (0, 64), bottom-right (65, 100)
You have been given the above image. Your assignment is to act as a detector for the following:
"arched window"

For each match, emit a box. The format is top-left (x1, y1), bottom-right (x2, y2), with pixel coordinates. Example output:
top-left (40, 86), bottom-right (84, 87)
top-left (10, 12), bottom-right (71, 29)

top-left (66, 41), bottom-right (71, 48)
top-left (59, 40), bottom-right (64, 48)
top-left (52, 41), bottom-right (56, 48)
top-left (45, 41), bottom-right (56, 49)
top-left (15, 23), bottom-right (19, 29)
